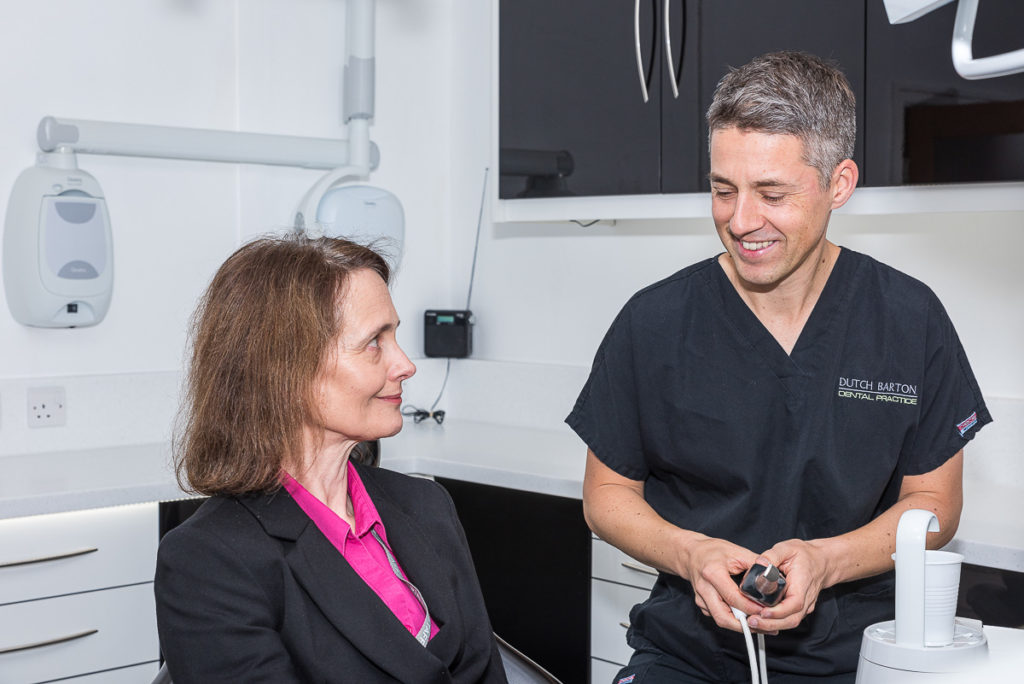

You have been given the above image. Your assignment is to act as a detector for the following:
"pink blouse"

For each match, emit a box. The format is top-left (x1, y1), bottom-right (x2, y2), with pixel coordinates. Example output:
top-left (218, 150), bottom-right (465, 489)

top-left (281, 463), bottom-right (438, 641)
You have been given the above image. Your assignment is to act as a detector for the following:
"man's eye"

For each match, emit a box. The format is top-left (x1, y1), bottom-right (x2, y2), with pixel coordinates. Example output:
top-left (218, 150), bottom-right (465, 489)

top-left (763, 194), bottom-right (784, 203)
top-left (713, 188), bottom-right (735, 199)
top-left (367, 337), bottom-right (380, 349)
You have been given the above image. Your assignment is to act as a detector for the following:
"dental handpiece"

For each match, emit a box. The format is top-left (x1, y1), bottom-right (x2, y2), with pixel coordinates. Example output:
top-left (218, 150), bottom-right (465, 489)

top-left (739, 562), bottom-right (787, 607)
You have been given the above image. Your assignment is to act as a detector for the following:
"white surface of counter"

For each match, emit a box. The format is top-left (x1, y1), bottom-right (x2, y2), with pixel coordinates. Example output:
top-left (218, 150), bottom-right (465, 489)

top-left (947, 479), bottom-right (1024, 573)
top-left (1, 420), bottom-right (1021, 573)
top-left (0, 420), bottom-right (585, 521)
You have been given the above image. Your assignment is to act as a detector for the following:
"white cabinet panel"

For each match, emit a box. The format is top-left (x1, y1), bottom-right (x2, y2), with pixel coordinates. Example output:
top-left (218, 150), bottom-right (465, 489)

top-left (0, 503), bottom-right (157, 605)
top-left (591, 657), bottom-right (624, 683)
top-left (0, 583), bottom-right (158, 684)
top-left (590, 578), bottom-right (649, 667)
top-left (65, 662), bottom-right (160, 683)
top-left (592, 538), bottom-right (658, 590)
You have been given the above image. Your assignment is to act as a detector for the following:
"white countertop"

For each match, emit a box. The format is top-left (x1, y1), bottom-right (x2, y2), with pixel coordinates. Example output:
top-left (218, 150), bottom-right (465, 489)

top-left (1, 420), bottom-right (1020, 573)
top-left (0, 420), bottom-right (586, 521)
top-left (382, 419), bottom-right (586, 499)
top-left (0, 442), bottom-right (182, 519)
top-left (946, 479), bottom-right (1024, 573)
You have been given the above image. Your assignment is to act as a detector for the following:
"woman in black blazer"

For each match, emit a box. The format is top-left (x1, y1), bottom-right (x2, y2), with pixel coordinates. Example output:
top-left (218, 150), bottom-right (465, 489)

top-left (155, 236), bottom-right (507, 683)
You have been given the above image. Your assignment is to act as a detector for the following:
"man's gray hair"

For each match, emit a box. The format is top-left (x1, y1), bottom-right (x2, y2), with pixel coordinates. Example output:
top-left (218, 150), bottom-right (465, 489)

top-left (706, 51), bottom-right (856, 188)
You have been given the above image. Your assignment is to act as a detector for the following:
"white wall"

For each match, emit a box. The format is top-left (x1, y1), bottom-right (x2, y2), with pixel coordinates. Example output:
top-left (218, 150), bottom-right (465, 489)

top-left (1, 0), bottom-right (1020, 481)
top-left (0, 0), bottom-right (455, 454)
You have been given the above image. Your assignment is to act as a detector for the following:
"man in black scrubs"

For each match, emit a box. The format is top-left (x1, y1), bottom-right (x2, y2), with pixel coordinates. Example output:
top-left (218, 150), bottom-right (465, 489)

top-left (567, 51), bottom-right (991, 683)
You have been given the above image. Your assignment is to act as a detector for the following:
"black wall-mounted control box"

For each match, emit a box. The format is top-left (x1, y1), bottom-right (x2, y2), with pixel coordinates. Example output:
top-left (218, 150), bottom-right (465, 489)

top-left (424, 309), bottom-right (473, 358)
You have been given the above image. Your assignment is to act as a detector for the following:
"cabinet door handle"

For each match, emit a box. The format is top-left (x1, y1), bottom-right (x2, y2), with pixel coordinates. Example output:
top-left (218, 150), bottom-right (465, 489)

top-left (663, 0), bottom-right (685, 98)
top-left (634, 0), bottom-right (650, 102)
top-left (0, 546), bottom-right (98, 569)
top-left (0, 628), bottom-right (98, 655)
top-left (621, 560), bottom-right (658, 576)
top-left (952, 0), bottom-right (1024, 79)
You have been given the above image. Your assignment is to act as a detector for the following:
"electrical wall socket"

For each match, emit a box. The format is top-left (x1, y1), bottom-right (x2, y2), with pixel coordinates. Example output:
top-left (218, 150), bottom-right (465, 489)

top-left (27, 386), bottom-right (66, 428)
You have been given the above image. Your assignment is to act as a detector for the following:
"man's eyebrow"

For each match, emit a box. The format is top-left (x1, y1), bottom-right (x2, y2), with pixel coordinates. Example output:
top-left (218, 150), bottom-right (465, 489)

top-left (708, 173), bottom-right (796, 190)
top-left (753, 179), bottom-right (797, 189)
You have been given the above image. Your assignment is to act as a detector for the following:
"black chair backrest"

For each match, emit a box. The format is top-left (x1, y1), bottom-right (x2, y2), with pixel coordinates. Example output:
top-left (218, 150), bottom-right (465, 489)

top-left (495, 633), bottom-right (562, 684)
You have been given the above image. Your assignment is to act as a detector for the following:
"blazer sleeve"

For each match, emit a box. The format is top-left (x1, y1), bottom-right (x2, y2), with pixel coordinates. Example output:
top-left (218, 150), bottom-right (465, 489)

top-left (154, 520), bottom-right (304, 684)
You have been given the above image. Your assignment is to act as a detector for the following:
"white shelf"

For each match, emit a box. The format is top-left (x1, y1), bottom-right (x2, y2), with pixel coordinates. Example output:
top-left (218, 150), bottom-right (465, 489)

top-left (494, 182), bottom-right (1024, 223)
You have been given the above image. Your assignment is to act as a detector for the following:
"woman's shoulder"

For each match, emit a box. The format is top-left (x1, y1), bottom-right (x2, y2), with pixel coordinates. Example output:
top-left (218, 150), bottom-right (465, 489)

top-left (159, 493), bottom-right (282, 558)
top-left (356, 466), bottom-right (453, 513)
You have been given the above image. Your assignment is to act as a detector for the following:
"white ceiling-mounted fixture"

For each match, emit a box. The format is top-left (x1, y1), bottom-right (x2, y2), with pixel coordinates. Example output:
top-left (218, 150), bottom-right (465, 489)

top-left (314, 185), bottom-right (404, 270)
top-left (883, 0), bottom-right (955, 24)
top-left (293, 0), bottom-right (405, 267)
top-left (951, 0), bottom-right (1024, 79)
top-left (884, 0), bottom-right (1024, 79)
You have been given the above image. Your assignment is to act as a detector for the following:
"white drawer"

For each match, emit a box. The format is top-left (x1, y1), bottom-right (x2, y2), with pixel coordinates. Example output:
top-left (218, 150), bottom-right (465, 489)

top-left (592, 538), bottom-right (658, 590)
top-left (0, 582), bottom-right (158, 684)
top-left (590, 578), bottom-right (648, 667)
top-left (0, 503), bottom-right (157, 605)
top-left (65, 662), bottom-right (159, 683)
top-left (591, 657), bottom-right (625, 683)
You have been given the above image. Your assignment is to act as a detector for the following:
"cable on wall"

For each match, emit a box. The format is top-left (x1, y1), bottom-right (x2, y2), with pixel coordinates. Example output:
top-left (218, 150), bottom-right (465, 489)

top-left (402, 166), bottom-right (489, 424)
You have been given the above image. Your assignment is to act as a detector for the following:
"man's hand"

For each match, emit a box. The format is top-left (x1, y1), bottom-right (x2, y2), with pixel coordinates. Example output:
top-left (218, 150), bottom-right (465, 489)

top-left (749, 540), bottom-right (835, 632)
top-left (583, 450), bottom-right (765, 633)
top-left (682, 537), bottom-right (765, 633)
top-left (748, 452), bottom-right (966, 633)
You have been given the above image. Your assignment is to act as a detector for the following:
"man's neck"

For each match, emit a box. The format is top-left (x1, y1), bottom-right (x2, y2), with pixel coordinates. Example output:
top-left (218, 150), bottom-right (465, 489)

top-left (721, 242), bottom-right (840, 355)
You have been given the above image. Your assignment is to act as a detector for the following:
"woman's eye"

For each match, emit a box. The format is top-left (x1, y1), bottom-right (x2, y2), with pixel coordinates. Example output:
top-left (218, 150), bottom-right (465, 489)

top-left (367, 337), bottom-right (380, 349)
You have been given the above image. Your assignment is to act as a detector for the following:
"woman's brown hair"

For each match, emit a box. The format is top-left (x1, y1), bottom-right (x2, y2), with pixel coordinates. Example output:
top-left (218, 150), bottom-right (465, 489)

top-left (175, 234), bottom-right (390, 496)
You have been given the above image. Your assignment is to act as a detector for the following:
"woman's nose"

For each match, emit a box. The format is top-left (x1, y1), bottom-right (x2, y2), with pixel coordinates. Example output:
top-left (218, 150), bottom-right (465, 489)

top-left (392, 344), bottom-right (416, 381)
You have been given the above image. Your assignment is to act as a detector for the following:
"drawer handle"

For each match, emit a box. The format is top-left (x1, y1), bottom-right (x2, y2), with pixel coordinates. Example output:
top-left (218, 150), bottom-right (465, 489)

top-left (621, 560), bottom-right (658, 576)
top-left (0, 628), bottom-right (98, 655)
top-left (0, 546), bottom-right (98, 569)
top-left (619, 621), bottom-right (631, 630)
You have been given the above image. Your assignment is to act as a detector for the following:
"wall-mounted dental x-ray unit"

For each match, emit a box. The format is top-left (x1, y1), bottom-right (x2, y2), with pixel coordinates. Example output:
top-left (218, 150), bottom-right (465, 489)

top-left (3, 149), bottom-right (113, 327)
top-left (2, 0), bottom-right (398, 328)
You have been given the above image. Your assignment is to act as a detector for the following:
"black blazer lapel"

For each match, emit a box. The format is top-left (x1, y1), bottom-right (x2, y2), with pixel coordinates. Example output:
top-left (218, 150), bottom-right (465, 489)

top-left (240, 489), bottom-right (450, 684)
top-left (356, 468), bottom-right (466, 660)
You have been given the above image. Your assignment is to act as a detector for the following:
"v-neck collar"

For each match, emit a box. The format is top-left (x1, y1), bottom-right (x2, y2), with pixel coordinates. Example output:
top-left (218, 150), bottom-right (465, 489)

top-left (707, 247), bottom-right (857, 380)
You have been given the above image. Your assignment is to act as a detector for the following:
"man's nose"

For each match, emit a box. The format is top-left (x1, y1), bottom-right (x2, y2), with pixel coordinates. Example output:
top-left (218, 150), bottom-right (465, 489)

top-left (731, 193), bottom-right (764, 236)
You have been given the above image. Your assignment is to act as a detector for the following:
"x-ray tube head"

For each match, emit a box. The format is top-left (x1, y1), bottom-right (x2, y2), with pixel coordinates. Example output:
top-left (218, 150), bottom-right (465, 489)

top-left (315, 184), bottom-right (404, 269)
top-left (2, 151), bottom-right (113, 327)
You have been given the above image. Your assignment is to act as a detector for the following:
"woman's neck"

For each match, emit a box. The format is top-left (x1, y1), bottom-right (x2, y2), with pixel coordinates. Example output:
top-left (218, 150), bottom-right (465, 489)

top-left (290, 431), bottom-right (359, 530)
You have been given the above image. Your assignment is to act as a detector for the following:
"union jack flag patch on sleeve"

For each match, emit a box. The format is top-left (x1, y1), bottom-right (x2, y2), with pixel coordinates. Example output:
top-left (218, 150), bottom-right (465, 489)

top-left (956, 411), bottom-right (978, 437)
top-left (617, 675), bottom-right (636, 684)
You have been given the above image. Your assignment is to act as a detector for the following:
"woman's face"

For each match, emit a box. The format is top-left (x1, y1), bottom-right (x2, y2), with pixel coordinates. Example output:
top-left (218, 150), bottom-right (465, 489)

top-left (313, 268), bottom-right (416, 446)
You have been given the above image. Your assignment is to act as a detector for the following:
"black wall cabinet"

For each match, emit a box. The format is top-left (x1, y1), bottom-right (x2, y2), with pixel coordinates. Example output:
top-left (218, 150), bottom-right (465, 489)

top-left (499, 0), bottom-right (699, 199)
top-left (499, 0), bottom-right (1024, 197)
top-left (436, 477), bottom-right (591, 684)
top-left (697, 1), bottom-right (865, 186)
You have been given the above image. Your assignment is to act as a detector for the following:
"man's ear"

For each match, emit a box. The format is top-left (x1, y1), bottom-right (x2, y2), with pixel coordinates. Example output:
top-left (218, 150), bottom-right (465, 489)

top-left (830, 159), bottom-right (859, 209)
